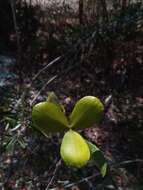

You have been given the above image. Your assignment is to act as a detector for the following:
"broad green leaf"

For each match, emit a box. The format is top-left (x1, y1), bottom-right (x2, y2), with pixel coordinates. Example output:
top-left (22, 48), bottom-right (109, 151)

top-left (87, 141), bottom-right (107, 177)
top-left (60, 130), bottom-right (90, 168)
top-left (70, 96), bottom-right (104, 130)
top-left (32, 102), bottom-right (69, 135)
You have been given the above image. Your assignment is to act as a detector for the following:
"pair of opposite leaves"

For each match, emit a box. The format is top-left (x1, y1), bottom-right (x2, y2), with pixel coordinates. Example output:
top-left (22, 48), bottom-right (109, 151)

top-left (32, 96), bottom-right (104, 169)
top-left (32, 96), bottom-right (104, 134)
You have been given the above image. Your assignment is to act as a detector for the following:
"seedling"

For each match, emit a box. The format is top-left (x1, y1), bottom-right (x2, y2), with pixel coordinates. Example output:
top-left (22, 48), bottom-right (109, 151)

top-left (32, 93), bottom-right (107, 177)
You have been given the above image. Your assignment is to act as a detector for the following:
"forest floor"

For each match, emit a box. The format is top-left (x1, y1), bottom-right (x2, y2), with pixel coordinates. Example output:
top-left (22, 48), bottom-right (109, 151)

top-left (0, 40), bottom-right (143, 190)
top-left (0, 7), bottom-right (143, 186)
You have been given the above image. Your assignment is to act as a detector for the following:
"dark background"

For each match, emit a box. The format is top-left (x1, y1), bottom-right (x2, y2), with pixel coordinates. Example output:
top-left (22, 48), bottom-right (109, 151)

top-left (0, 0), bottom-right (143, 189)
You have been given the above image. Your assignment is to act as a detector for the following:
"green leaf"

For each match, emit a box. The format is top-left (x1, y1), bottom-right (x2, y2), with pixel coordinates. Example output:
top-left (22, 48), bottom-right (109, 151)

top-left (32, 101), bottom-right (69, 135)
top-left (87, 141), bottom-right (107, 177)
top-left (70, 96), bottom-right (104, 130)
top-left (60, 130), bottom-right (90, 168)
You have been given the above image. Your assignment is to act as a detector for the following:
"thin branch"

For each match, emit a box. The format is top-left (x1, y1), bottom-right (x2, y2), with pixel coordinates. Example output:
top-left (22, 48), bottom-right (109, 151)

top-left (15, 56), bottom-right (61, 110)
top-left (79, 0), bottom-right (84, 24)
top-left (30, 75), bottom-right (58, 106)
top-left (32, 56), bottom-right (62, 82)
top-left (112, 159), bottom-right (143, 168)
top-left (10, 0), bottom-right (24, 86)
top-left (45, 159), bottom-right (62, 190)
top-left (60, 159), bottom-right (143, 189)
top-left (30, 64), bottom-right (75, 106)
top-left (63, 173), bottom-right (100, 189)
top-left (10, 0), bottom-right (21, 55)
